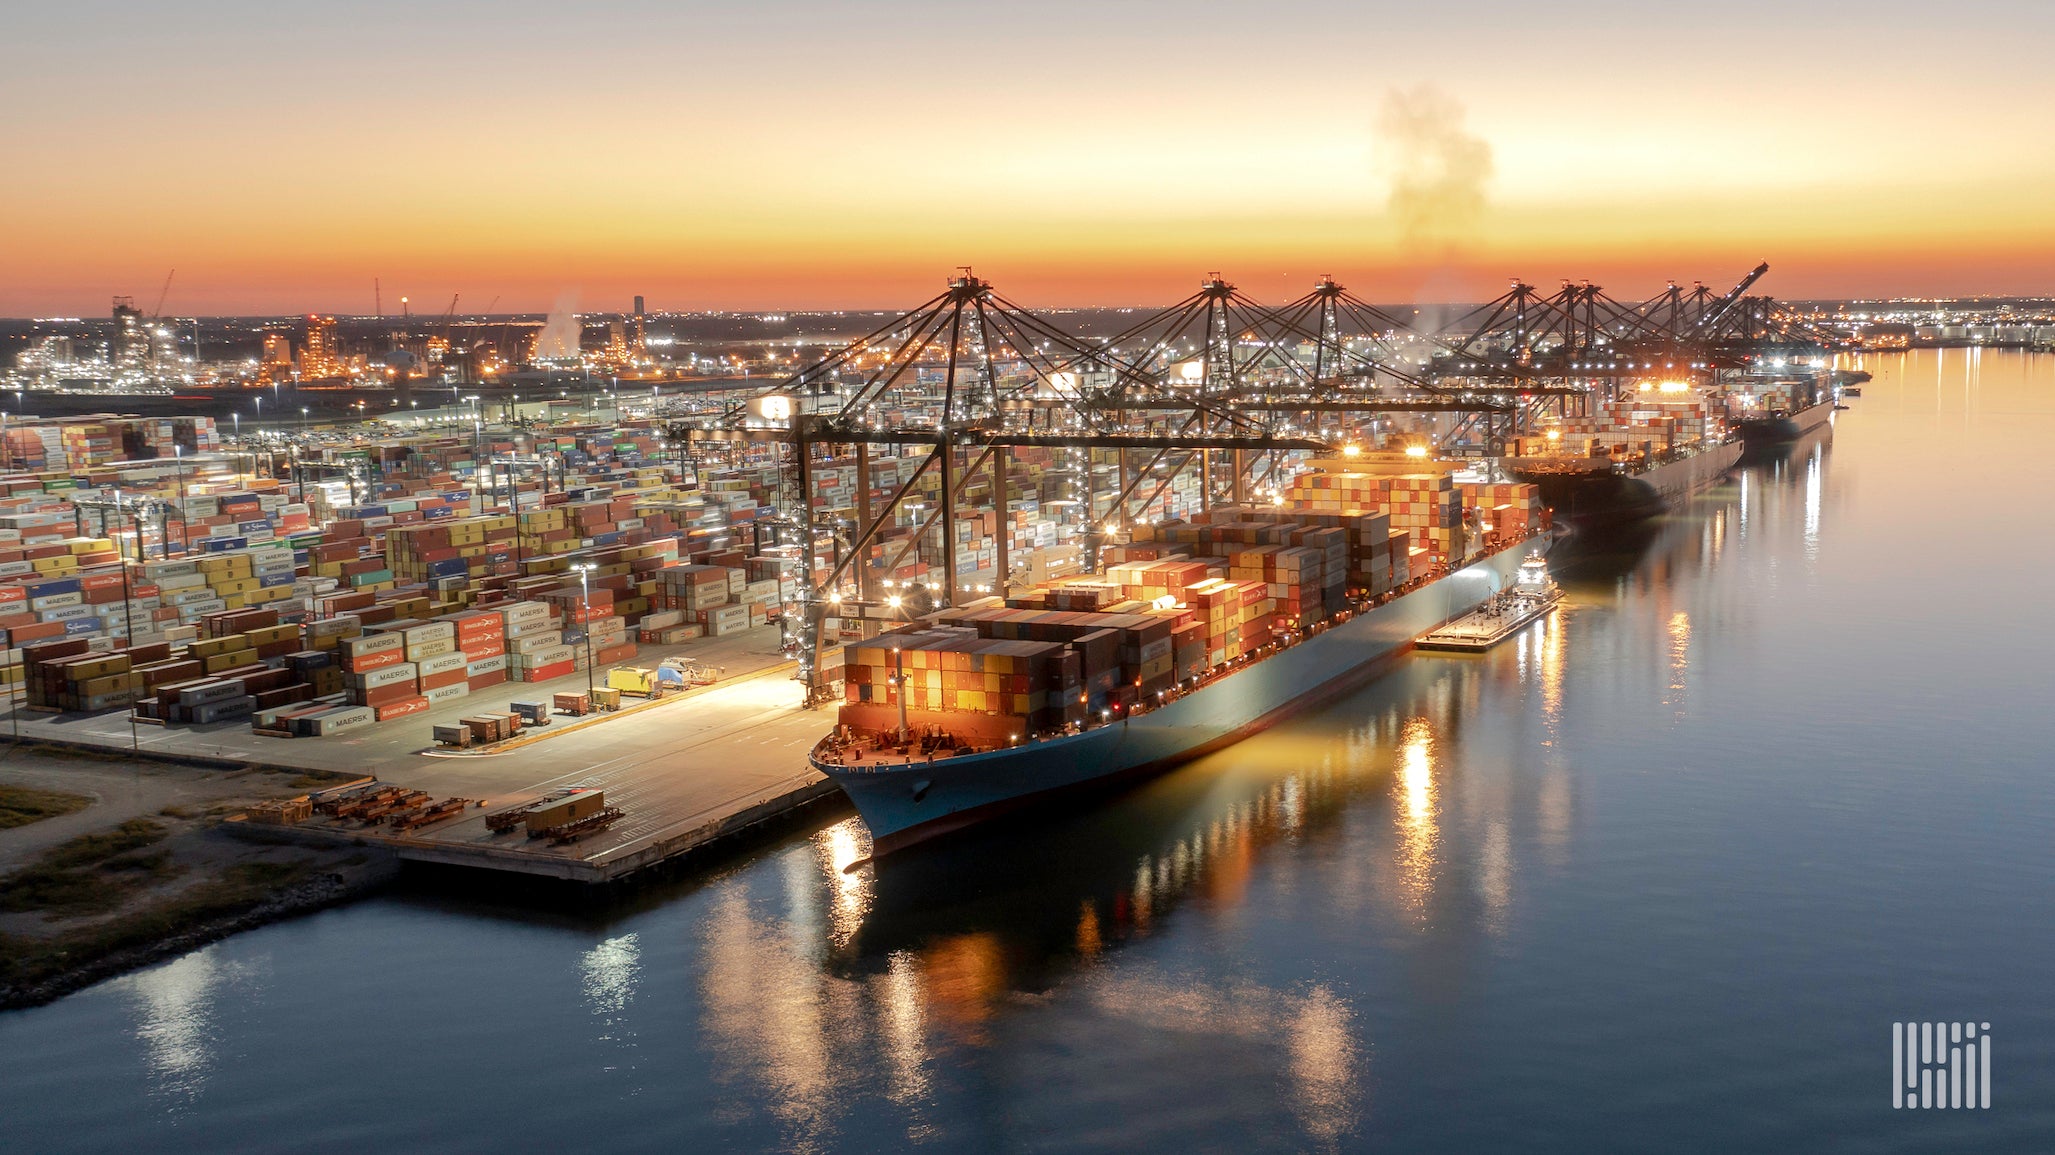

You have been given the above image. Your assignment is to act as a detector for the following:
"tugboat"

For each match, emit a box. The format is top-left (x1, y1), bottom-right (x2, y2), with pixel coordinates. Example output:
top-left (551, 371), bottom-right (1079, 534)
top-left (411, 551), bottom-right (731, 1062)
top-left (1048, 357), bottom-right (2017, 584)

top-left (1416, 550), bottom-right (1562, 652)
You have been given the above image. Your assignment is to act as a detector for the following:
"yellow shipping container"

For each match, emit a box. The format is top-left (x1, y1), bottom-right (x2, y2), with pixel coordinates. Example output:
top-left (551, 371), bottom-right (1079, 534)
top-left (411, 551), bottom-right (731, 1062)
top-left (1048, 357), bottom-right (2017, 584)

top-left (187, 635), bottom-right (244, 659)
top-left (67, 654), bottom-right (133, 679)
top-left (202, 649), bottom-right (255, 673)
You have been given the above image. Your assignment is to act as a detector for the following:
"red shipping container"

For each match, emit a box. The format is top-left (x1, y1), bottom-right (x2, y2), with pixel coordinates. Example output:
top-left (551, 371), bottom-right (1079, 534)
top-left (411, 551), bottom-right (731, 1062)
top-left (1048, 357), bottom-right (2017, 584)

top-left (466, 670), bottom-right (508, 691)
top-left (359, 681), bottom-right (420, 708)
top-left (418, 668), bottom-right (466, 691)
top-left (375, 695), bottom-right (431, 721)
top-left (344, 648), bottom-right (406, 674)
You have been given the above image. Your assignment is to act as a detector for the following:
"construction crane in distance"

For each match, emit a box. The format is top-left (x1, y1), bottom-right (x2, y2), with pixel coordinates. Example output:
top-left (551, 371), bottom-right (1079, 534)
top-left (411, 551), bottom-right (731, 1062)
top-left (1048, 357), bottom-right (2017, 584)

top-left (149, 270), bottom-right (175, 319)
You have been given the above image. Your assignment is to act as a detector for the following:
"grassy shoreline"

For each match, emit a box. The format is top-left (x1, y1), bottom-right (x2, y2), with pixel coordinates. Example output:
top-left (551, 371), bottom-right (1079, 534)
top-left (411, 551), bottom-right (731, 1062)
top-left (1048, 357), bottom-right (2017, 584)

top-left (0, 843), bottom-right (397, 1011)
top-left (0, 758), bottom-right (393, 1011)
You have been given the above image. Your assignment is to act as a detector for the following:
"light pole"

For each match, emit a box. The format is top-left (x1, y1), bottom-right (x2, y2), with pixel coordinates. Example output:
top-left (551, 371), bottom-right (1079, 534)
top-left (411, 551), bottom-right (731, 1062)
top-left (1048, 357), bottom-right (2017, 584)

top-left (571, 562), bottom-right (597, 699)
top-left (232, 411), bottom-right (240, 438)
top-left (467, 395), bottom-right (484, 512)
top-left (117, 494), bottom-right (151, 643)
top-left (120, 496), bottom-right (152, 753)
top-left (173, 443), bottom-right (186, 507)
top-left (892, 646), bottom-right (908, 744)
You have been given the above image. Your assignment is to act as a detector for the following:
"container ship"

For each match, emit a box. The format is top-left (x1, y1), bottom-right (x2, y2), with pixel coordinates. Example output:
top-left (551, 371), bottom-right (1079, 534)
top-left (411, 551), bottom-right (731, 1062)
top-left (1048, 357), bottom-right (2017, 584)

top-left (0, 381), bottom-right (362, 422)
top-left (812, 467), bottom-right (1546, 854)
top-left (1500, 384), bottom-right (1742, 535)
top-left (1727, 367), bottom-right (1854, 457)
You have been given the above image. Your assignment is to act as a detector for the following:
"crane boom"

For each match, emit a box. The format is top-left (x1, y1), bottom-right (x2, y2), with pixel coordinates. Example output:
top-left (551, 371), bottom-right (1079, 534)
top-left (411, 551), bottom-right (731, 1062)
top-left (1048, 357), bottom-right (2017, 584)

top-left (150, 269), bottom-right (175, 318)
top-left (1692, 262), bottom-right (1769, 334)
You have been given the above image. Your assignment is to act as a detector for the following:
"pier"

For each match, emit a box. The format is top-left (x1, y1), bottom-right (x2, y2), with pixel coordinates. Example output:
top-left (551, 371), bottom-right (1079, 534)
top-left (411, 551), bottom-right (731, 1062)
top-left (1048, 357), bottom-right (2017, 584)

top-left (7, 630), bottom-right (849, 883)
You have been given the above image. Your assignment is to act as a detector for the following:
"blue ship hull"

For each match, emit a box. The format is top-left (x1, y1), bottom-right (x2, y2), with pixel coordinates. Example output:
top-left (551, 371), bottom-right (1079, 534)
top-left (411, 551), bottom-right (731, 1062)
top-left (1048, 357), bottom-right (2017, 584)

top-left (816, 546), bottom-right (1531, 854)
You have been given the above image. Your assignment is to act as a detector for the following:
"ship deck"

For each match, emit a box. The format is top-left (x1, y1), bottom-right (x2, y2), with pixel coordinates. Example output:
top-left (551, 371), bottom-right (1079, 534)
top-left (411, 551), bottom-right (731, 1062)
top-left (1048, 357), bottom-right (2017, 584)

top-left (812, 564), bottom-right (1497, 774)
top-left (1416, 592), bottom-right (1561, 652)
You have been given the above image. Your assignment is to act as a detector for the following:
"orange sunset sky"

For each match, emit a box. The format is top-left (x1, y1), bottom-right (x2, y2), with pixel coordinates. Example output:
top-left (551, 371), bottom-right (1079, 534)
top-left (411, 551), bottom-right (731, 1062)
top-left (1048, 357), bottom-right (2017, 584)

top-left (7, 1), bottom-right (2055, 315)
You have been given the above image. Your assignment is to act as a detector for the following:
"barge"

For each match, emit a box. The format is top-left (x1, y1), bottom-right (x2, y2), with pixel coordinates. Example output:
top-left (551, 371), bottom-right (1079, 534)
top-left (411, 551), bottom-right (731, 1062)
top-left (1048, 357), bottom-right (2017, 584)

top-left (1416, 550), bottom-right (1561, 652)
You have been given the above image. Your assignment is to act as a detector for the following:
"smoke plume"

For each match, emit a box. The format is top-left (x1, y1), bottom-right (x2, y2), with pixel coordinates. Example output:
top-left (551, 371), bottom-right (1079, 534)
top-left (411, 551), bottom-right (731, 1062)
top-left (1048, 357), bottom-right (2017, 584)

top-left (533, 292), bottom-right (583, 361)
top-left (1375, 85), bottom-right (1494, 249)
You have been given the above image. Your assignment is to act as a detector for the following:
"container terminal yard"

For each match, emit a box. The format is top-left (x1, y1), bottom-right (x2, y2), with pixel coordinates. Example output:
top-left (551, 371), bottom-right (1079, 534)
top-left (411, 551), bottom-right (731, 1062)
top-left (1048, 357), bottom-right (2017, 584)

top-left (0, 266), bottom-right (1858, 882)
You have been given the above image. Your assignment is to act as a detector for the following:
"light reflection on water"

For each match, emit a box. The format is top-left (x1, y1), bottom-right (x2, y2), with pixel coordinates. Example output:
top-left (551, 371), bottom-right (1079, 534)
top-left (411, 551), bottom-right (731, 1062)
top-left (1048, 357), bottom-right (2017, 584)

top-left (5, 352), bottom-right (2055, 1153)
top-left (113, 947), bottom-right (249, 1111)
top-left (662, 677), bottom-right (1506, 1149)
top-left (1393, 717), bottom-right (1440, 919)
top-left (581, 931), bottom-right (641, 1074)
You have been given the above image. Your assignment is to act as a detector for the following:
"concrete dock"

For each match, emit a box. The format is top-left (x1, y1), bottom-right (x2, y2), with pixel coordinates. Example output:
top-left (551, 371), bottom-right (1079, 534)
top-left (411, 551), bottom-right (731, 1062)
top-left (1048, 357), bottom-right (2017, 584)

top-left (4, 623), bottom-right (851, 882)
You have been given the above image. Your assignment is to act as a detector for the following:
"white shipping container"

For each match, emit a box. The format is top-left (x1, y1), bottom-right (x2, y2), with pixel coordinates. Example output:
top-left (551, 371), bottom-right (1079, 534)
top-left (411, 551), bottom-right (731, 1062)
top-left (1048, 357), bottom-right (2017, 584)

top-left (424, 681), bottom-right (469, 704)
top-left (178, 680), bottom-right (244, 705)
top-left (343, 631), bottom-right (403, 655)
top-left (315, 705), bottom-right (377, 736)
top-left (418, 651), bottom-right (468, 676)
top-left (309, 615), bottom-right (362, 638)
top-left (514, 644), bottom-right (575, 668)
top-left (402, 622), bottom-right (456, 644)
top-left (350, 662), bottom-right (419, 690)
top-left (503, 616), bottom-right (556, 639)
top-left (509, 631), bottom-right (564, 654)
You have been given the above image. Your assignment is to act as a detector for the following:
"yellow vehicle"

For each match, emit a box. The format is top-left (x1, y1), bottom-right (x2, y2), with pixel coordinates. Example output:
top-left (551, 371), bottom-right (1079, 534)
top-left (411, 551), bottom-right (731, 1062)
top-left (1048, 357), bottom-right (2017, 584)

top-left (606, 666), bottom-right (660, 697)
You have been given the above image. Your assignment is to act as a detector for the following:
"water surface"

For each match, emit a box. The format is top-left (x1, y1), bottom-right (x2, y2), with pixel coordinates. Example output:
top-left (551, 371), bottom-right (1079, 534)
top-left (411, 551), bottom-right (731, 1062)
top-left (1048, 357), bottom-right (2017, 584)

top-left (4, 350), bottom-right (2053, 1152)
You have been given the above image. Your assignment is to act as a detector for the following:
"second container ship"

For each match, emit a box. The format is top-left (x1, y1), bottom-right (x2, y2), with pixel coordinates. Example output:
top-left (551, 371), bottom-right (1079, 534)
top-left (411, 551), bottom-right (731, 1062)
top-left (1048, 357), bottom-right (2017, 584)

top-left (1503, 383), bottom-right (1743, 534)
